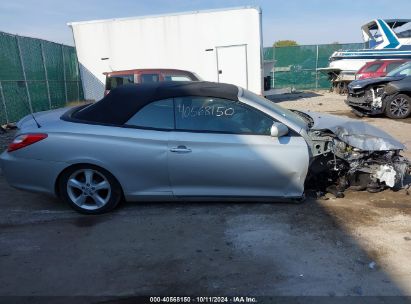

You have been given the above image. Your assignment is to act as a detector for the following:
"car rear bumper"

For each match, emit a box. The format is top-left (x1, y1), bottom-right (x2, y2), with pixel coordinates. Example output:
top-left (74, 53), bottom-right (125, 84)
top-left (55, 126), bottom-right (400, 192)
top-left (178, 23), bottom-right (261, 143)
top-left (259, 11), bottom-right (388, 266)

top-left (0, 151), bottom-right (67, 196)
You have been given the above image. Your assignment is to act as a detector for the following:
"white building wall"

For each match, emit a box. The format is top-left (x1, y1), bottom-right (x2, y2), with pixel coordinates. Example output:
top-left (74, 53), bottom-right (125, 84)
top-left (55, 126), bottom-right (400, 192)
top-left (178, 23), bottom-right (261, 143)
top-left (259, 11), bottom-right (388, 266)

top-left (69, 7), bottom-right (263, 100)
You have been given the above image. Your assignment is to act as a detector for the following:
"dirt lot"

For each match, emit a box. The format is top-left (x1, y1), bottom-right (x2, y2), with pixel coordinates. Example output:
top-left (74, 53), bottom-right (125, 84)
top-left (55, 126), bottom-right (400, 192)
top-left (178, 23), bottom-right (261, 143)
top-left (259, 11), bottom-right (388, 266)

top-left (0, 92), bottom-right (411, 299)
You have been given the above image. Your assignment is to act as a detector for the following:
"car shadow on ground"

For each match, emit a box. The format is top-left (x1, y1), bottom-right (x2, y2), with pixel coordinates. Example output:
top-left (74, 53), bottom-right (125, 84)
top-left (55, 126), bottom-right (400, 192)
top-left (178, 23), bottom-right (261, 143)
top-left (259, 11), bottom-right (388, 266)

top-left (266, 91), bottom-right (324, 103)
top-left (0, 173), bottom-right (409, 297)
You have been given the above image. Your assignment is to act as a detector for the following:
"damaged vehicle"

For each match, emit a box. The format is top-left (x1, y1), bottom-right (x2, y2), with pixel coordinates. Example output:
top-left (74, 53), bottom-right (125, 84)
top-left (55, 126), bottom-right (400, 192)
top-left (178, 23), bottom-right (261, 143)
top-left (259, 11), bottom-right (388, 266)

top-left (0, 82), bottom-right (409, 214)
top-left (346, 61), bottom-right (411, 119)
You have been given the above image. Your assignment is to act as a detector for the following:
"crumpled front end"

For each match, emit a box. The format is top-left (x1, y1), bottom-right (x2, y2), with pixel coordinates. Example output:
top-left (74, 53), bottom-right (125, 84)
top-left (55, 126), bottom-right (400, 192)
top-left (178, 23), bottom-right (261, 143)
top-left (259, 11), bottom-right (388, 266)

top-left (301, 111), bottom-right (410, 196)
top-left (345, 76), bottom-right (405, 116)
top-left (346, 85), bottom-right (386, 115)
top-left (306, 133), bottom-right (410, 196)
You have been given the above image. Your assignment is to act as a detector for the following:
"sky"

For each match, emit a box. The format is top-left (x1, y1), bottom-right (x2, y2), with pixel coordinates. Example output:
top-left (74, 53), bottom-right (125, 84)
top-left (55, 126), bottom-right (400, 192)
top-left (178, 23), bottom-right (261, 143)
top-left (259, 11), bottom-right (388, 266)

top-left (0, 0), bottom-right (410, 47)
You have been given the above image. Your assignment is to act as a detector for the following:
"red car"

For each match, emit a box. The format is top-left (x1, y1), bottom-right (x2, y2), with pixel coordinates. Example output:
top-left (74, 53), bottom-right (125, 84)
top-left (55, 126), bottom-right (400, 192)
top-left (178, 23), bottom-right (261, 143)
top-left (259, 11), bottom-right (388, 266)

top-left (356, 60), bottom-right (409, 80)
top-left (104, 69), bottom-right (200, 95)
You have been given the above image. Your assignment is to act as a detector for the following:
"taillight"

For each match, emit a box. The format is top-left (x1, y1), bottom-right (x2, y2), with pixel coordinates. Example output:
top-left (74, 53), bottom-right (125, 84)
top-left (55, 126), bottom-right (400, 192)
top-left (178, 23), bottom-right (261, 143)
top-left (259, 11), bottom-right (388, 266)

top-left (7, 133), bottom-right (48, 152)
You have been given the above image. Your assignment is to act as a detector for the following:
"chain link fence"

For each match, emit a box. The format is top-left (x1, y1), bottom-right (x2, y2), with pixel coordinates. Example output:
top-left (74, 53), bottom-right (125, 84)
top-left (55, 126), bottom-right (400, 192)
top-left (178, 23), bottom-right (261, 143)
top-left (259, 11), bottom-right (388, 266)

top-left (263, 42), bottom-right (365, 90)
top-left (0, 31), bottom-right (84, 125)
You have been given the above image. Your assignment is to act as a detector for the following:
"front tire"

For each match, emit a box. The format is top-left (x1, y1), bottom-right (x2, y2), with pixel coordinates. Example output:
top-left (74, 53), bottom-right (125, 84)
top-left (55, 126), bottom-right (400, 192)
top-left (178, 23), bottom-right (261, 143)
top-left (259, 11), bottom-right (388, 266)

top-left (385, 94), bottom-right (411, 119)
top-left (59, 165), bottom-right (122, 214)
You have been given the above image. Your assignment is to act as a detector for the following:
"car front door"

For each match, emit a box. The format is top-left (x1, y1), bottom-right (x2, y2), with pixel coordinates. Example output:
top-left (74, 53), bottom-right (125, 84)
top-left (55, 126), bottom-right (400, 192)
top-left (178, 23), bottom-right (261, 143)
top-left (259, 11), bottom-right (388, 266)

top-left (122, 99), bottom-right (174, 197)
top-left (168, 96), bottom-right (309, 198)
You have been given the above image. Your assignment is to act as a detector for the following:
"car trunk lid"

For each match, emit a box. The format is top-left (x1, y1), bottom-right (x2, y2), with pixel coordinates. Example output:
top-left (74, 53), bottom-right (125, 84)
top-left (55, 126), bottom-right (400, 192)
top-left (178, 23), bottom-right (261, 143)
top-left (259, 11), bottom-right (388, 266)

top-left (17, 107), bottom-right (70, 131)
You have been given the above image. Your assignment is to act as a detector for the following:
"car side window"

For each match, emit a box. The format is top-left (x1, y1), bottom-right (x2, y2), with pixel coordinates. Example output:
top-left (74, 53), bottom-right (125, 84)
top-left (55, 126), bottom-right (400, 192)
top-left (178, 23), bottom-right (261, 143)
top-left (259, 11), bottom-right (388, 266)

top-left (125, 99), bottom-right (174, 130)
top-left (163, 75), bottom-right (193, 81)
top-left (106, 74), bottom-right (134, 90)
top-left (364, 63), bottom-right (382, 72)
top-left (140, 74), bottom-right (160, 83)
top-left (174, 97), bottom-right (274, 135)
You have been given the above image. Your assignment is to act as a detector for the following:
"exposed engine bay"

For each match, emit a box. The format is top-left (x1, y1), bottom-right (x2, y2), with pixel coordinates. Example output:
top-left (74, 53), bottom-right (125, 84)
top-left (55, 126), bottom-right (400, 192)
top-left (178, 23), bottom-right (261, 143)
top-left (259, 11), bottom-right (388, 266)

top-left (292, 110), bottom-right (410, 197)
top-left (305, 129), bottom-right (410, 197)
top-left (346, 84), bottom-right (391, 117)
top-left (347, 85), bottom-right (385, 112)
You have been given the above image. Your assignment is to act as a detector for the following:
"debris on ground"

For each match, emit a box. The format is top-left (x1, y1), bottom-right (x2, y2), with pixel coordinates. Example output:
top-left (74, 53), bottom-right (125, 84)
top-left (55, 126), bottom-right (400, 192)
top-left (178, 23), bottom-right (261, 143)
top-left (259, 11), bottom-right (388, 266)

top-left (1, 123), bottom-right (17, 131)
top-left (0, 128), bottom-right (17, 152)
top-left (352, 286), bottom-right (363, 295)
top-left (5, 123), bottom-right (17, 130)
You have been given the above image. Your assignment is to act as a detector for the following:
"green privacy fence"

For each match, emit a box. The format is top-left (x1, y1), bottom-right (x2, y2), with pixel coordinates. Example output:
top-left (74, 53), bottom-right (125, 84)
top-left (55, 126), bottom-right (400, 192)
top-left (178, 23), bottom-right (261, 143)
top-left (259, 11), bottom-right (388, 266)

top-left (0, 31), bottom-right (83, 125)
top-left (263, 42), bottom-right (365, 90)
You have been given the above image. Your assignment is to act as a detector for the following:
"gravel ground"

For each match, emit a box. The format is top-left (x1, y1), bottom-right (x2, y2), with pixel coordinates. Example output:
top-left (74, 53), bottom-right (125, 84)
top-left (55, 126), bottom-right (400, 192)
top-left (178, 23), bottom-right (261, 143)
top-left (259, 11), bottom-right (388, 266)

top-left (0, 95), bottom-right (411, 298)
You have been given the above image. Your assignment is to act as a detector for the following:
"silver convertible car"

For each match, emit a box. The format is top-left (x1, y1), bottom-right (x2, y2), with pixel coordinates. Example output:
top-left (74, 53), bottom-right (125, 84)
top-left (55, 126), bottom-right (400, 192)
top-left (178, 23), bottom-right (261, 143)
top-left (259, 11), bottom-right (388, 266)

top-left (1, 82), bottom-right (409, 214)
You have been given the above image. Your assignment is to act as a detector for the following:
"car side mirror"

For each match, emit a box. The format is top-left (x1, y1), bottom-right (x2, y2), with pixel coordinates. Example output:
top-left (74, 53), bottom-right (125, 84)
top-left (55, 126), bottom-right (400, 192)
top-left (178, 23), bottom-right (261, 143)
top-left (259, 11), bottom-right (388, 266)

top-left (270, 122), bottom-right (289, 137)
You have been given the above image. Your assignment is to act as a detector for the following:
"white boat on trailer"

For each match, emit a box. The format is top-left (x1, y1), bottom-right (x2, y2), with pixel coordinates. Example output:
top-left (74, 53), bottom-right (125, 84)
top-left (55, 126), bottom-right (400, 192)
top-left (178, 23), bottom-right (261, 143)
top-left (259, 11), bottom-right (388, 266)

top-left (319, 19), bottom-right (411, 93)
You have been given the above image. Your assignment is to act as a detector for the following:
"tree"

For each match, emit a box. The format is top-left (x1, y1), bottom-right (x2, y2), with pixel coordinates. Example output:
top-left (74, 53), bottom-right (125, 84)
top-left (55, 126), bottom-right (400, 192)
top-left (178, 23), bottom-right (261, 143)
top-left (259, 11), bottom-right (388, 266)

top-left (273, 40), bottom-right (298, 47)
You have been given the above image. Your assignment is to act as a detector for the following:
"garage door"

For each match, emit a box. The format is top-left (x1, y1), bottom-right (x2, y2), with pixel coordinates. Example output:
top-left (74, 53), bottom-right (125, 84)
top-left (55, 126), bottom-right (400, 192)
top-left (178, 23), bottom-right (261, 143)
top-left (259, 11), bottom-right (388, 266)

top-left (216, 45), bottom-right (248, 89)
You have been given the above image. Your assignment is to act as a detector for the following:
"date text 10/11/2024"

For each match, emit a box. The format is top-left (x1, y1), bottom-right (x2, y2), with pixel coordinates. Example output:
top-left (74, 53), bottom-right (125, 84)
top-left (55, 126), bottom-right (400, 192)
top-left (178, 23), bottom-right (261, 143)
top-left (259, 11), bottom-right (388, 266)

top-left (149, 296), bottom-right (257, 303)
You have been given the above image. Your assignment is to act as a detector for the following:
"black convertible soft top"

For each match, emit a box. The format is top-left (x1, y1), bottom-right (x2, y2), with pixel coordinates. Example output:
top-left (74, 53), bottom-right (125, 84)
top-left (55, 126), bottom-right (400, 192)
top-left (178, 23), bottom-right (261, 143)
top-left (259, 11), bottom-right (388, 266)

top-left (72, 81), bottom-right (239, 125)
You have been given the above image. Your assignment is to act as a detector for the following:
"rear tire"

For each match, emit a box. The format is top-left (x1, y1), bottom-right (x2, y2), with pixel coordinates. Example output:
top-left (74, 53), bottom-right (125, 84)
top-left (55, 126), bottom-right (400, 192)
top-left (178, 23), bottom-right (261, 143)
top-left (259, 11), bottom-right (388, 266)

top-left (59, 165), bottom-right (122, 214)
top-left (385, 94), bottom-right (411, 119)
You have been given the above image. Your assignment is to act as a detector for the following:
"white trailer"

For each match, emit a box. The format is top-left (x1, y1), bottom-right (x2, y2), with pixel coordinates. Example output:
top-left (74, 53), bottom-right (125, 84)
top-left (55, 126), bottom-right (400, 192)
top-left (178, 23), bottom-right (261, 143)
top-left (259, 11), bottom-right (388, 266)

top-left (68, 7), bottom-right (264, 101)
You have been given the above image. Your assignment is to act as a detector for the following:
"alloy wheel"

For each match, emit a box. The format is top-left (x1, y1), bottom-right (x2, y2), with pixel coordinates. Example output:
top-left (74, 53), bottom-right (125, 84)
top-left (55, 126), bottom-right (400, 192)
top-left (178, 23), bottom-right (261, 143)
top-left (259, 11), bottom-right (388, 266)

top-left (66, 169), bottom-right (111, 211)
top-left (390, 96), bottom-right (409, 117)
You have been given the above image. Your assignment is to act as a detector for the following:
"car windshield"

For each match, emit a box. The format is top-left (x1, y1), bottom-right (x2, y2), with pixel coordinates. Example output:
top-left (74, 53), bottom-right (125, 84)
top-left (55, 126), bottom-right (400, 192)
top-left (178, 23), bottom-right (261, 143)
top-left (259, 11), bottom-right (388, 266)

top-left (241, 89), bottom-right (308, 130)
top-left (387, 61), bottom-right (411, 77)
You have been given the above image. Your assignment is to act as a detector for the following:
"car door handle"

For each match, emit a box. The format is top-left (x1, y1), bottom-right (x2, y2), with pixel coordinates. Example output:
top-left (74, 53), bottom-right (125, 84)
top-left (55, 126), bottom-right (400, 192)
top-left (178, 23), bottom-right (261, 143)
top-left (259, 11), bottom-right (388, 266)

top-left (170, 145), bottom-right (192, 153)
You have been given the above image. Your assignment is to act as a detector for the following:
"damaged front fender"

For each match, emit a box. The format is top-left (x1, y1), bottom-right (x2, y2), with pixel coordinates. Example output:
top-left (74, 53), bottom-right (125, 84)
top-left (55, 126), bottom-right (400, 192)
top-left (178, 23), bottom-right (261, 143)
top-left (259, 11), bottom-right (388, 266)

top-left (300, 111), bottom-right (410, 195)
top-left (304, 111), bottom-right (405, 151)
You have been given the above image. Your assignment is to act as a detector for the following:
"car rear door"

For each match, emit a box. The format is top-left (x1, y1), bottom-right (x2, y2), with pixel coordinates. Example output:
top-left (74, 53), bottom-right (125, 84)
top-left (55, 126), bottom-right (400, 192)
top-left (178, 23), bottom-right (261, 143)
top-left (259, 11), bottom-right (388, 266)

top-left (168, 96), bottom-right (309, 198)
